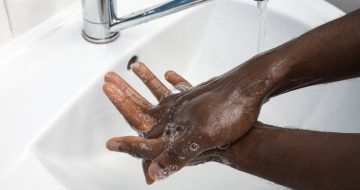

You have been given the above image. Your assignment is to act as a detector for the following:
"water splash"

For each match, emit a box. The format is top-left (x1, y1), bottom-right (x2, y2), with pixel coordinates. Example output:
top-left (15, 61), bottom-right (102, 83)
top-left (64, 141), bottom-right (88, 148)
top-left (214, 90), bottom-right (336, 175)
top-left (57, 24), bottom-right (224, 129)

top-left (257, 0), bottom-right (269, 53)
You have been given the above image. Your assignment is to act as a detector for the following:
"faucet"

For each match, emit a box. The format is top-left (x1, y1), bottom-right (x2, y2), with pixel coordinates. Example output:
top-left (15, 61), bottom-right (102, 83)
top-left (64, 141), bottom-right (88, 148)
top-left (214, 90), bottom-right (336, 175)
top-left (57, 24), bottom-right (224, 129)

top-left (81, 0), bottom-right (211, 44)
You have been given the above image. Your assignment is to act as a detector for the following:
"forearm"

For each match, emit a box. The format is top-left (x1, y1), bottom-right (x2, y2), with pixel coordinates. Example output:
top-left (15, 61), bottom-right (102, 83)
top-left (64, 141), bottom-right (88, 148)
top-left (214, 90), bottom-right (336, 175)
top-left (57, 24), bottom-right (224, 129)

top-left (269, 9), bottom-right (360, 97)
top-left (224, 9), bottom-right (360, 104)
top-left (219, 123), bottom-right (360, 190)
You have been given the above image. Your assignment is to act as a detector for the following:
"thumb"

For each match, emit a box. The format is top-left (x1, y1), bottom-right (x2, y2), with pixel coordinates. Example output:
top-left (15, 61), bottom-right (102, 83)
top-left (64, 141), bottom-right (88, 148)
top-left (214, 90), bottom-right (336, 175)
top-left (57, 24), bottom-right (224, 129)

top-left (148, 140), bottom-right (203, 181)
top-left (142, 160), bottom-right (155, 185)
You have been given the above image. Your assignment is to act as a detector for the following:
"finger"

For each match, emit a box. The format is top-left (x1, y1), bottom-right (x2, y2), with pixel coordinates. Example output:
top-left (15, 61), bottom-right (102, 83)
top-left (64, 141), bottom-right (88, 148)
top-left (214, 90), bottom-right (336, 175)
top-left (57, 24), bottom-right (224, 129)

top-left (132, 62), bottom-right (171, 101)
top-left (148, 140), bottom-right (202, 181)
top-left (105, 72), bottom-right (153, 111)
top-left (106, 136), bottom-right (165, 160)
top-left (103, 83), bottom-right (154, 132)
top-left (143, 160), bottom-right (155, 185)
top-left (148, 153), bottom-right (188, 181)
top-left (165, 70), bottom-right (192, 91)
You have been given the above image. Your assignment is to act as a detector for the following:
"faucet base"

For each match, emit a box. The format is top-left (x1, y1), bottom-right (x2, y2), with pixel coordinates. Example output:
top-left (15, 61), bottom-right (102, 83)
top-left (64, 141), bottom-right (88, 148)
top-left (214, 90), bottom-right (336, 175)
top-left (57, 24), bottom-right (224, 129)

top-left (82, 31), bottom-right (120, 44)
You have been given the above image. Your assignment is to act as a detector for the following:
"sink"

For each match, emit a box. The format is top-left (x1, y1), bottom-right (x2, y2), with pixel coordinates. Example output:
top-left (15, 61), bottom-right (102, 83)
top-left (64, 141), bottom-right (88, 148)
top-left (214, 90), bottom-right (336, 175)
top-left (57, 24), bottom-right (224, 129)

top-left (1, 0), bottom-right (355, 189)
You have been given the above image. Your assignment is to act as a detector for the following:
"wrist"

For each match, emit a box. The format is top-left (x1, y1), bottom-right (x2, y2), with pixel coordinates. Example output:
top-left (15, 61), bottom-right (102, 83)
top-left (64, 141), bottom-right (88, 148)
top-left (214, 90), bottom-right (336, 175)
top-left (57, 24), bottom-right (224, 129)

top-left (215, 122), bottom-right (276, 171)
top-left (261, 46), bottom-right (298, 100)
top-left (229, 48), bottom-right (295, 102)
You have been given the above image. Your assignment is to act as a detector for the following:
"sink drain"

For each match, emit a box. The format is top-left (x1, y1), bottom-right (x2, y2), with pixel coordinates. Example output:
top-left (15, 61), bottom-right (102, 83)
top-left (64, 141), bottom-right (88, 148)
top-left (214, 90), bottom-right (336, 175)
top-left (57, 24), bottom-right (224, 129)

top-left (127, 55), bottom-right (138, 70)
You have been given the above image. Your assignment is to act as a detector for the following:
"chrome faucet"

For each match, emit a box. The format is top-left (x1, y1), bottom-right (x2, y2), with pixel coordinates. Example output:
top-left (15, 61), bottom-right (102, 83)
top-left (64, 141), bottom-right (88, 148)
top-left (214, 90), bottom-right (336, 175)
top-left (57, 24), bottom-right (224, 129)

top-left (81, 0), bottom-right (211, 44)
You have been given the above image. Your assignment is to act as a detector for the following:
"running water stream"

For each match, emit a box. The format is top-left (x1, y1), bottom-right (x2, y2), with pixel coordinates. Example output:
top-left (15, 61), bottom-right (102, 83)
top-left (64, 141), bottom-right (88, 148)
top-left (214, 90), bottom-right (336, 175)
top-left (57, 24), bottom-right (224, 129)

top-left (256, 0), bottom-right (269, 53)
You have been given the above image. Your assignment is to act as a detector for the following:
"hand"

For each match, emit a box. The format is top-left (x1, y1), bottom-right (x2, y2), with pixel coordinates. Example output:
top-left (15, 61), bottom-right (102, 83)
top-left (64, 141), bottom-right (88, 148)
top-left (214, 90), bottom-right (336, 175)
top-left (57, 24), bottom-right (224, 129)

top-left (103, 56), bottom-right (280, 182)
top-left (103, 62), bottom-right (194, 184)
top-left (102, 63), bottom-right (247, 184)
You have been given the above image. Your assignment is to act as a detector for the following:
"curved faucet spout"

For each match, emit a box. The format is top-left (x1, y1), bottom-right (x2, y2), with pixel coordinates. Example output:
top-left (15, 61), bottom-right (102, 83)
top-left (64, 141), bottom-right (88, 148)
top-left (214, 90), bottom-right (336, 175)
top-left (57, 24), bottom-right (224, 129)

top-left (82, 0), bottom-right (211, 44)
top-left (110, 0), bottom-right (210, 32)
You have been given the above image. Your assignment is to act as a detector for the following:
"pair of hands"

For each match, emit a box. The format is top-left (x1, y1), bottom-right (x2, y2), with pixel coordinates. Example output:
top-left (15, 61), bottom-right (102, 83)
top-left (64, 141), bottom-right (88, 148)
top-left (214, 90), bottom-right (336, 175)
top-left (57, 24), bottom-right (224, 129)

top-left (103, 60), bottom-right (266, 184)
top-left (103, 9), bottom-right (360, 188)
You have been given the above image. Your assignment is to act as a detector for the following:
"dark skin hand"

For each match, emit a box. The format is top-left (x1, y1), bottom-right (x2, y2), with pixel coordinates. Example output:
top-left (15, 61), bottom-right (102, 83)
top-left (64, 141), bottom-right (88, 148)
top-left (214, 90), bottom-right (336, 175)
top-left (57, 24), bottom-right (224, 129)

top-left (107, 120), bottom-right (360, 190)
top-left (103, 9), bottom-right (360, 188)
top-left (104, 60), bottom-right (270, 182)
top-left (224, 122), bottom-right (360, 190)
top-left (103, 62), bottom-right (260, 182)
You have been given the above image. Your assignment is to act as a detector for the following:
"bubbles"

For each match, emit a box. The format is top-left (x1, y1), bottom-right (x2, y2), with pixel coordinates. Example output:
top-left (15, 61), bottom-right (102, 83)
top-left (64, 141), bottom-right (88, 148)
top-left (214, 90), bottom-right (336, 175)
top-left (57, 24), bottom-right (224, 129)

top-left (174, 83), bottom-right (190, 92)
top-left (154, 165), bottom-right (178, 181)
top-left (169, 165), bottom-right (178, 171)
top-left (190, 143), bottom-right (200, 152)
top-left (177, 156), bottom-right (186, 160)
top-left (154, 169), bottom-right (168, 181)
top-left (165, 106), bottom-right (175, 118)
top-left (170, 87), bottom-right (181, 94)
top-left (163, 122), bottom-right (187, 142)
top-left (139, 143), bottom-right (152, 151)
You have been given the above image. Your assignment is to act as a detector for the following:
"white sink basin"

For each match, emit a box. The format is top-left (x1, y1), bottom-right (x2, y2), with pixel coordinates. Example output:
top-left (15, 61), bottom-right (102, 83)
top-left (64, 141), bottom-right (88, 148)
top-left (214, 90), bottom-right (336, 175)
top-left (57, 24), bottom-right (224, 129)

top-left (2, 0), bottom-right (355, 189)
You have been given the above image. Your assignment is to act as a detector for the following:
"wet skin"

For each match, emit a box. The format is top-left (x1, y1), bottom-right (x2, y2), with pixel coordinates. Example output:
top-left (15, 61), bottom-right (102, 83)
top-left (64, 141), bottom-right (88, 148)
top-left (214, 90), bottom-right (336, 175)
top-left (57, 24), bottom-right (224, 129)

top-left (103, 9), bottom-right (360, 189)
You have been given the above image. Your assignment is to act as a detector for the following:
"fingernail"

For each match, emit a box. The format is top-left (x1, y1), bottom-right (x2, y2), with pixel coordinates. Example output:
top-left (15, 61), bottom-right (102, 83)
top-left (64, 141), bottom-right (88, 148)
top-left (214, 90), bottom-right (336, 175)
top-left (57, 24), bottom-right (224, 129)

top-left (165, 73), bottom-right (172, 81)
top-left (106, 140), bottom-right (121, 151)
top-left (149, 162), bottom-right (163, 181)
top-left (104, 72), bottom-right (112, 82)
top-left (146, 177), bottom-right (155, 185)
top-left (132, 62), bottom-right (140, 69)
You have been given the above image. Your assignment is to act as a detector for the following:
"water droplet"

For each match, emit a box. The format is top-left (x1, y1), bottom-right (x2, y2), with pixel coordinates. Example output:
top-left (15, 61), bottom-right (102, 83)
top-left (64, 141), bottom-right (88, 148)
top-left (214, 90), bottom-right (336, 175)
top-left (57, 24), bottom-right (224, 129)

top-left (169, 165), bottom-right (177, 171)
top-left (190, 143), bottom-right (200, 151)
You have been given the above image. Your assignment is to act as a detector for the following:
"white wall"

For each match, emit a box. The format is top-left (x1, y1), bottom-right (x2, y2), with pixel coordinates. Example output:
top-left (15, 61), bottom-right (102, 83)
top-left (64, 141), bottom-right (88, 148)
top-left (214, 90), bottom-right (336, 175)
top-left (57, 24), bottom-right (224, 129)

top-left (0, 0), bottom-right (359, 48)
top-left (5, 0), bottom-right (78, 37)
top-left (0, 0), bottom-right (12, 45)
top-left (0, 0), bottom-right (78, 47)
